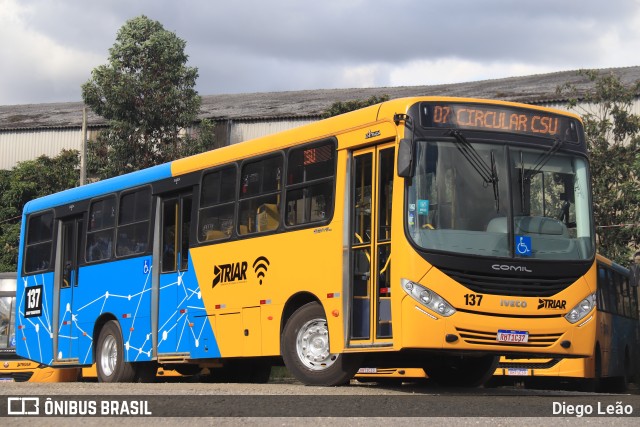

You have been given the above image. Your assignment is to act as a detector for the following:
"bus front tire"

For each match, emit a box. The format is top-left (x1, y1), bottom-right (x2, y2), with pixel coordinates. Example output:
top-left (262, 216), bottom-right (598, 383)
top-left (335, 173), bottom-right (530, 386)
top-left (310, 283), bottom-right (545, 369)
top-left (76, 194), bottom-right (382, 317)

top-left (96, 320), bottom-right (136, 383)
top-left (281, 302), bottom-right (360, 386)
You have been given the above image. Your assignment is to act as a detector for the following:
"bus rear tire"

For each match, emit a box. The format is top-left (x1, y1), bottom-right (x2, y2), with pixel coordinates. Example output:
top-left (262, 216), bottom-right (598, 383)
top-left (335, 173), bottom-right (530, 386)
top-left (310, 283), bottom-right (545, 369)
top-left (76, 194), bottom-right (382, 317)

top-left (96, 320), bottom-right (136, 383)
top-left (423, 354), bottom-right (498, 387)
top-left (281, 302), bottom-right (360, 386)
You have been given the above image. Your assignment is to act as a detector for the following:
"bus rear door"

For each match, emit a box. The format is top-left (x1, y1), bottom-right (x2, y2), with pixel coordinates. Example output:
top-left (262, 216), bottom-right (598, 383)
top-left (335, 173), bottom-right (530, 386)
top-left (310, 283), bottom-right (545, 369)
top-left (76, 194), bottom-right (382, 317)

top-left (157, 192), bottom-right (193, 357)
top-left (54, 215), bottom-right (83, 363)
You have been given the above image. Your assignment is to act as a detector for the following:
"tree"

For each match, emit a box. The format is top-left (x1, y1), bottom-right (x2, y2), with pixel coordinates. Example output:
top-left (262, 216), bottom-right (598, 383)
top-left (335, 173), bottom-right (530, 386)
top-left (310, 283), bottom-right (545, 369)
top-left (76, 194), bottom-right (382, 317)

top-left (323, 95), bottom-right (390, 118)
top-left (0, 150), bottom-right (80, 271)
top-left (82, 15), bottom-right (214, 179)
top-left (558, 70), bottom-right (640, 264)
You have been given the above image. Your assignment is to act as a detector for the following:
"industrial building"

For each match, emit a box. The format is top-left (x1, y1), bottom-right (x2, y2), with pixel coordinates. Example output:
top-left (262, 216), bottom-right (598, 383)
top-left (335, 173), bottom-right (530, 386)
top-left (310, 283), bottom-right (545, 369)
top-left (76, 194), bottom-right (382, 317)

top-left (1, 66), bottom-right (639, 171)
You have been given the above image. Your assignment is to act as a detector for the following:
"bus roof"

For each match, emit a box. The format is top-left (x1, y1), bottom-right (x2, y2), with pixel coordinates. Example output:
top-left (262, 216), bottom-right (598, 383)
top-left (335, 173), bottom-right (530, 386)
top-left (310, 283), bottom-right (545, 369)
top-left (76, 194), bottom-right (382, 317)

top-left (23, 162), bottom-right (172, 215)
top-left (22, 96), bottom-right (582, 215)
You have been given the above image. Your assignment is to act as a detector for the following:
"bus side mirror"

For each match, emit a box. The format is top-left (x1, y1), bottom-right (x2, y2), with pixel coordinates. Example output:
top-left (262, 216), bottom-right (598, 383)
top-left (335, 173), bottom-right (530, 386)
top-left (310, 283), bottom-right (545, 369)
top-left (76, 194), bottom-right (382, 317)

top-left (397, 138), bottom-right (414, 178)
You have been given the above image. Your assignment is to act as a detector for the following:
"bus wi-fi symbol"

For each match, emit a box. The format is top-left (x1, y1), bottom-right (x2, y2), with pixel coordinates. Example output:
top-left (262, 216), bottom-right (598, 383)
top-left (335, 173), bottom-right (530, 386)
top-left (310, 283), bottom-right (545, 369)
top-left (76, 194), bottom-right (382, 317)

top-left (253, 256), bottom-right (270, 285)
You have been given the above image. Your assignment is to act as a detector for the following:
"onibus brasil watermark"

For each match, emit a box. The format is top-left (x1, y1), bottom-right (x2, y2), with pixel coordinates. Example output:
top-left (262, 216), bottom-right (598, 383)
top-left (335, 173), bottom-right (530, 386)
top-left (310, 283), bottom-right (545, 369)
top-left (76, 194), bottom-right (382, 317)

top-left (3, 395), bottom-right (639, 417)
top-left (7, 397), bottom-right (151, 416)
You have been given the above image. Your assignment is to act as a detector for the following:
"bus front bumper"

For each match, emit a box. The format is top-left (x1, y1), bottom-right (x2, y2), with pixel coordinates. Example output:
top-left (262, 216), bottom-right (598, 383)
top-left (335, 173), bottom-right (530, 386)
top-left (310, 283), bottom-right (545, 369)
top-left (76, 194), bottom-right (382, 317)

top-left (400, 297), bottom-right (596, 358)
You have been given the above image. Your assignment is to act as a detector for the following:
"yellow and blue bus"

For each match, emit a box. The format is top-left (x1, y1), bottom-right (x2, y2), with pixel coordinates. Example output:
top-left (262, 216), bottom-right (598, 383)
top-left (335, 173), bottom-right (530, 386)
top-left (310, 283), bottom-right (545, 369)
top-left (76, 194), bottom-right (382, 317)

top-left (15, 97), bottom-right (597, 386)
top-left (1, 272), bottom-right (78, 382)
top-left (493, 254), bottom-right (639, 391)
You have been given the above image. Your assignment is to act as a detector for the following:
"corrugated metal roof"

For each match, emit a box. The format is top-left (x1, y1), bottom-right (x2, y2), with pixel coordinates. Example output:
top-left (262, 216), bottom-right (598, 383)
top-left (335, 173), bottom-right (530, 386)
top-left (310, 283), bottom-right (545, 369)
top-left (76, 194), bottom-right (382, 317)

top-left (0, 128), bottom-right (84, 170)
top-left (2, 66), bottom-right (639, 131)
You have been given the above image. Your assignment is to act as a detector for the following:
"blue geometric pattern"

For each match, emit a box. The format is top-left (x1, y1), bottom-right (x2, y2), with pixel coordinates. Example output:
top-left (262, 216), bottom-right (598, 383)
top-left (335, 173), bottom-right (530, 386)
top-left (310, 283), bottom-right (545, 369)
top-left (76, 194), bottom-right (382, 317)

top-left (16, 272), bottom-right (55, 364)
top-left (158, 257), bottom-right (220, 359)
top-left (16, 254), bottom-right (220, 366)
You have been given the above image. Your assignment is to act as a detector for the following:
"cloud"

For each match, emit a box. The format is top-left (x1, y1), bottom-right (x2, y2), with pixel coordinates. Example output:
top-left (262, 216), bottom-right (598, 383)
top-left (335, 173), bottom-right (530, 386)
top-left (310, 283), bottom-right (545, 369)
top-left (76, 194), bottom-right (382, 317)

top-left (0, 0), bottom-right (105, 103)
top-left (1, 0), bottom-right (640, 104)
top-left (388, 59), bottom-right (559, 87)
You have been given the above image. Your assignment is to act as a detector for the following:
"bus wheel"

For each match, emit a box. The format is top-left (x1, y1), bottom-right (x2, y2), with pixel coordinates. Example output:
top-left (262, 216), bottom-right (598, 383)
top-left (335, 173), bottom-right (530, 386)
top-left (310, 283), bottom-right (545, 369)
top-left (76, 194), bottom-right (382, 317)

top-left (423, 355), bottom-right (498, 387)
top-left (281, 302), bottom-right (360, 386)
top-left (96, 320), bottom-right (136, 383)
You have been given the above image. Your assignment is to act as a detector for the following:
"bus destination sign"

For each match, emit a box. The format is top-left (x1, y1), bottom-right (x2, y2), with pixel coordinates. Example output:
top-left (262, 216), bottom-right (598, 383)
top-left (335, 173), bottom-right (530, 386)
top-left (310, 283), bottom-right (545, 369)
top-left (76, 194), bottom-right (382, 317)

top-left (420, 102), bottom-right (580, 143)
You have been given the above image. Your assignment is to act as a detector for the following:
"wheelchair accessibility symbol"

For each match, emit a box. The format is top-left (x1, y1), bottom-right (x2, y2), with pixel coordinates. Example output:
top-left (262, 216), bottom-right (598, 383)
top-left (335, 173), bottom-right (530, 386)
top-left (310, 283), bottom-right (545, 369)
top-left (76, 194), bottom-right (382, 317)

top-left (515, 236), bottom-right (532, 257)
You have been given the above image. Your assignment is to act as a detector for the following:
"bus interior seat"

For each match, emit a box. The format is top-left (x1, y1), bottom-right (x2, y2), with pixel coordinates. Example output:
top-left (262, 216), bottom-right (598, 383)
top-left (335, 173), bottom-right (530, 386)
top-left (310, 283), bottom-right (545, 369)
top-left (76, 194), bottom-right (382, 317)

top-left (257, 204), bottom-right (279, 232)
top-left (205, 229), bottom-right (227, 241)
top-left (486, 217), bottom-right (508, 233)
top-left (487, 216), bottom-right (568, 236)
top-left (515, 216), bottom-right (568, 236)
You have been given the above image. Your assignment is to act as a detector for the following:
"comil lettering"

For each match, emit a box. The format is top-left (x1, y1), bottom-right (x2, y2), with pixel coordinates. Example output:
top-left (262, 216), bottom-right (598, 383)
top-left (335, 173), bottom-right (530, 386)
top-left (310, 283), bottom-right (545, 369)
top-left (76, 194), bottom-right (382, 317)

top-left (491, 264), bottom-right (532, 273)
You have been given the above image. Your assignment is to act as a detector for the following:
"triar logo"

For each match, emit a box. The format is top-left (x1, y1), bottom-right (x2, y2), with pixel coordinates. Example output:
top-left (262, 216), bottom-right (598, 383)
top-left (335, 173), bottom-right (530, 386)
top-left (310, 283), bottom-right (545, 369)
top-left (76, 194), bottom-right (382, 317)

top-left (212, 261), bottom-right (248, 288)
top-left (537, 298), bottom-right (567, 310)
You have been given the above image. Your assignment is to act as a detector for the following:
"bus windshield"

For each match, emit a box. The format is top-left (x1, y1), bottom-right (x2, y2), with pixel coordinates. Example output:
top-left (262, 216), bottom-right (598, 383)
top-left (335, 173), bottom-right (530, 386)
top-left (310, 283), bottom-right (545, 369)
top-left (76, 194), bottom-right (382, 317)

top-left (0, 283), bottom-right (15, 352)
top-left (406, 138), bottom-right (594, 260)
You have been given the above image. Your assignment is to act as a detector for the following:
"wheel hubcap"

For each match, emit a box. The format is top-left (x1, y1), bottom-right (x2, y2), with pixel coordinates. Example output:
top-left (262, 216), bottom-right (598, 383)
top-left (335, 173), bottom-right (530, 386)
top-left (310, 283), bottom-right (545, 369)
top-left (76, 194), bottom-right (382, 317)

top-left (100, 334), bottom-right (117, 377)
top-left (296, 318), bottom-right (337, 371)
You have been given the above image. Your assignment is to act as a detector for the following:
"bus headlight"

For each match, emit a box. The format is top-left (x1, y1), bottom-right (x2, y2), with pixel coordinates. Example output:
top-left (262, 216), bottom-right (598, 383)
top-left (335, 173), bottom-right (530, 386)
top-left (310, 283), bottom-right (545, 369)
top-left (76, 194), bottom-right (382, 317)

top-left (564, 292), bottom-right (596, 324)
top-left (402, 279), bottom-right (456, 317)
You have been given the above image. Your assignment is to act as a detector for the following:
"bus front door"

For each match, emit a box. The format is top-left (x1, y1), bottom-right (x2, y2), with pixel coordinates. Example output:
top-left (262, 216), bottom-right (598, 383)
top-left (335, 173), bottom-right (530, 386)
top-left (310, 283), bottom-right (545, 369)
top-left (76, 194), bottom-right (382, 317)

top-left (55, 216), bottom-right (82, 362)
top-left (349, 144), bottom-right (395, 346)
top-left (157, 192), bottom-right (193, 356)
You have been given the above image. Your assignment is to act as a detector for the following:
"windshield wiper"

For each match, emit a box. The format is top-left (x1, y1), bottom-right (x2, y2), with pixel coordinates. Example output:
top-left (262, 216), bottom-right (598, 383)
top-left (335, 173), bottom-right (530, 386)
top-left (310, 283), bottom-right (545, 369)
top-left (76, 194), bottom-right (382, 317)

top-left (520, 138), bottom-right (563, 215)
top-left (522, 138), bottom-right (563, 183)
top-left (449, 130), bottom-right (500, 212)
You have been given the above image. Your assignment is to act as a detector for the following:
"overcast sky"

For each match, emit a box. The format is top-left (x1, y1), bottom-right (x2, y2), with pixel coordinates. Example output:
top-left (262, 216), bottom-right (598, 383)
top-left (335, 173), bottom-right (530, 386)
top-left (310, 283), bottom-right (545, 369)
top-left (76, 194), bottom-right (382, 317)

top-left (1, 0), bottom-right (639, 105)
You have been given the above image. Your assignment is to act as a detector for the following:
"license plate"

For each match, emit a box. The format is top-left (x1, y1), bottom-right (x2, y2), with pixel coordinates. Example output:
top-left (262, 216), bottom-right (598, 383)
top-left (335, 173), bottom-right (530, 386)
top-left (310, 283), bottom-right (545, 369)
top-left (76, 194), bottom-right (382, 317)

top-left (357, 368), bottom-right (377, 374)
top-left (497, 329), bottom-right (529, 343)
top-left (506, 368), bottom-right (529, 376)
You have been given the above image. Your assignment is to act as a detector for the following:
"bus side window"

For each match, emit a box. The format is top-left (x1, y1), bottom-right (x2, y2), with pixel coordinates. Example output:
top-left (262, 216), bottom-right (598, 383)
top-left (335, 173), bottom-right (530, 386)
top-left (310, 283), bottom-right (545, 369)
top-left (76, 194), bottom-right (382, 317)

top-left (180, 197), bottom-right (192, 271)
top-left (199, 166), bottom-right (236, 242)
top-left (607, 269), bottom-right (619, 315)
top-left (285, 141), bottom-right (335, 226)
top-left (86, 197), bottom-right (116, 263)
top-left (596, 266), bottom-right (608, 312)
top-left (238, 155), bottom-right (282, 235)
top-left (162, 202), bottom-right (178, 273)
top-left (24, 212), bottom-right (54, 273)
top-left (116, 187), bottom-right (151, 257)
